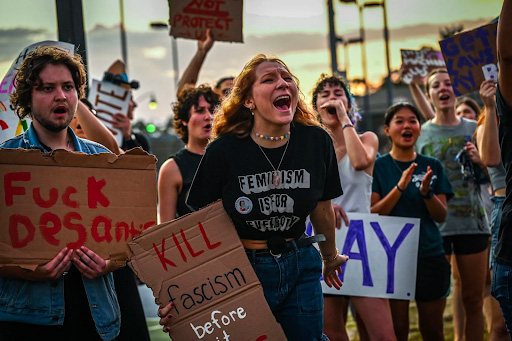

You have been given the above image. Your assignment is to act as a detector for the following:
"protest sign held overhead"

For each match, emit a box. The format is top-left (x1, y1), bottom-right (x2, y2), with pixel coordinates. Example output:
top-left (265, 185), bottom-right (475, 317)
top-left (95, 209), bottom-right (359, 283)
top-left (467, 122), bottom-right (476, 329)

top-left (400, 49), bottom-right (446, 85)
top-left (439, 22), bottom-right (498, 96)
top-left (307, 213), bottom-right (420, 300)
top-left (0, 148), bottom-right (157, 269)
top-left (168, 0), bottom-right (243, 42)
top-left (0, 41), bottom-right (74, 145)
top-left (129, 201), bottom-right (286, 340)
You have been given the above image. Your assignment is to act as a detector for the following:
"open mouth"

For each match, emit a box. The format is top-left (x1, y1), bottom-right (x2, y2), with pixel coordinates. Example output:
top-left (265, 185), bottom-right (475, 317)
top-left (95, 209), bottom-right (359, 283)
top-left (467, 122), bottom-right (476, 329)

top-left (402, 132), bottom-right (413, 138)
top-left (54, 106), bottom-right (67, 114)
top-left (273, 95), bottom-right (291, 111)
top-left (327, 107), bottom-right (337, 115)
top-left (439, 94), bottom-right (450, 100)
top-left (204, 124), bottom-right (211, 130)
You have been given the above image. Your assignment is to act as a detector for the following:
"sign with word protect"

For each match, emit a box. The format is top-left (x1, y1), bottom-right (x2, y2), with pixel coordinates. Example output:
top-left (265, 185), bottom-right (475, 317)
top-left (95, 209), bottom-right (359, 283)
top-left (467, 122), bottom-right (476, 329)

top-left (308, 213), bottom-right (420, 300)
top-left (400, 49), bottom-right (446, 85)
top-left (168, 0), bottom-right (243, 43)
top-left (0, 148), bottom-right (157, 269)
top-left (88, 79), bottom-right (131, 146)
top-left (0, 41), bottom-right (75, 145)
top-left (439, 22), bottom-right (498, 96)
top-left (128, 201), bottom-right (286, 340)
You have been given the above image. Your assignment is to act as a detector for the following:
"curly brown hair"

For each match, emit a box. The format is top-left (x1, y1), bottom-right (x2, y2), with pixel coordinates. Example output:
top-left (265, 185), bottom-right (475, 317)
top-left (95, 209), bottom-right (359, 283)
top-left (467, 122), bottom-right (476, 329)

top-left (10, 45), bottom-right (87, 119)
top-left (173, 84), bottom-right (219, 143)
top-left (212, 54), bottom-right (320, 139)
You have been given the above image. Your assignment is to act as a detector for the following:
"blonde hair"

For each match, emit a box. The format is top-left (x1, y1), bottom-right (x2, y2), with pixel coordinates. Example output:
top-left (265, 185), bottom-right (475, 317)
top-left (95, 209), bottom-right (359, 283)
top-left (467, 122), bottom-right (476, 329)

top-left (212, 54), bottom-right (319, 139)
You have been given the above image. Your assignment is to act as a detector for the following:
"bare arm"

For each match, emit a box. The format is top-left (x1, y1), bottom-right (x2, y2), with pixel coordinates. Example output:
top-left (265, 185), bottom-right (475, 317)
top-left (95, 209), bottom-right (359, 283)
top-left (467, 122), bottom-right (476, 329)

top-left (409, 83), bottom-right (435, 120)
top-left (176, 29), bottom-right (214, 96)
top-left (157, 159), bottom-right (182, 223)
top-left (499, 0), bottom-right (512, 103)
top-left (309, 200), bottom-right (348, 290)
top-left (371, 163), bottom-right (416, 215)
top-left (476, 80), bottom-right (500, 167)
top-left (76, 101), bottom-right (123, 154)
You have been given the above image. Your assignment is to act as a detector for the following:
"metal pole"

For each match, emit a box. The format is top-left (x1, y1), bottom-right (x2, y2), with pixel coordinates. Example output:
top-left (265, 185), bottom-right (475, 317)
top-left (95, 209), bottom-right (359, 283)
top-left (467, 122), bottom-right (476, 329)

top-left (382, 0), bottom-right (393, 107)
top-left (358, 3), bottom-right (371, 129)
top-left (171, 37), bottom-right (179, 88)
top-left (119, 0), bottom-right (128, 71)
top-left (327, 0), bottom-right (339, 75)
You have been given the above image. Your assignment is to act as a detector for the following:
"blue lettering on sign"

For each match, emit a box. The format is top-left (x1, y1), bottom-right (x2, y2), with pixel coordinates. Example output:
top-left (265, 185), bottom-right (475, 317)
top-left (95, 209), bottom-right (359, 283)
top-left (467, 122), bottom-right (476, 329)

top-left (340, 220), bottom-right (373, 287)
top-left (370, 222), bottom-right (415, 294)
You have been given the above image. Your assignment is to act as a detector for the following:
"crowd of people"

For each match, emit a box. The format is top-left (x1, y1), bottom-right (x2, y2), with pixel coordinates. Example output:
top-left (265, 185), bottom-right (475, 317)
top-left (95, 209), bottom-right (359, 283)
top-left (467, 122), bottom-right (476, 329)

top-left (1, 2), bottom-right (512, 340)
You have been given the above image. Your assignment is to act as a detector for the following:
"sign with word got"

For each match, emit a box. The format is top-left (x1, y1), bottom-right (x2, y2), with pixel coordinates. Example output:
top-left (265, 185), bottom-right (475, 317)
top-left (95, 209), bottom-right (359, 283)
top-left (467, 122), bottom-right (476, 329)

top-left (307, 213), bottom-right (420, 300)
top-left (129, 201), bottom-right (286, 340)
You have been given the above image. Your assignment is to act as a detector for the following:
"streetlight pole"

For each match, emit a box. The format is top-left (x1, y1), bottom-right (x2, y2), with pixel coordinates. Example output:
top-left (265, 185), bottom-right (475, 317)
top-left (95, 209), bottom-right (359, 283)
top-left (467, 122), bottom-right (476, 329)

top-left (382, 0), bottom-right (393, 107)
top-left (119, 0), bottom-right (128, 71)
top-left (150, 22), bottom-right (179, 90)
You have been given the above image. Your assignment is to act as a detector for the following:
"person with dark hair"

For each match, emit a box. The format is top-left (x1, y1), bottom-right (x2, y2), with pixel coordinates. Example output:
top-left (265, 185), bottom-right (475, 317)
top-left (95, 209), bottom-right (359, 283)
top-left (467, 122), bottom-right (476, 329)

top-left (158, 85), bottom-right (219, 222)
top-left (0, 45), bottom-right (121, 341)
top-left (311, 74), bottom-right (393, 341)
top-left (491, 0), bottom-right (512, 337)
top-left (456, 96), bottom-right (482, 121)
top-left (372, 102), bottom-right (453, 341)
top-left (416, 68), bottom-right (490, 341)
top-left (177, 29), bottom-right (233, 100)
top-left (158, 54), bottom-right (348, 339)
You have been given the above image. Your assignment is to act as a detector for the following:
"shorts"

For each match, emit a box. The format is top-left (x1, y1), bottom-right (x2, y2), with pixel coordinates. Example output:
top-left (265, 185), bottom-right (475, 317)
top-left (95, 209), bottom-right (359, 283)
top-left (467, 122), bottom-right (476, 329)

top-left (415, 254), bottom-right (452, 301)
top-left (443, 234), bottom-right (489, 255)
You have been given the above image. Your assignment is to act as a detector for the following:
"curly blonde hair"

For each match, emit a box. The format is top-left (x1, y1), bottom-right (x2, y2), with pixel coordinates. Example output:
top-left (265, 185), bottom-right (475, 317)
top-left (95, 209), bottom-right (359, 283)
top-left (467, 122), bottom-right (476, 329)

top-left (212, 54), bottom-right (319, 139)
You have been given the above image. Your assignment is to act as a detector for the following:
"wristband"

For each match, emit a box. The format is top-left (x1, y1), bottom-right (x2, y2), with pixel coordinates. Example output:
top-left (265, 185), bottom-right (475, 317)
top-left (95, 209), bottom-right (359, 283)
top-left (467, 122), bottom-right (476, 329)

top-left (342, 123), bottom-right (354, 130)
top-left (396, 184), bottom-right (405, 193)
top-left (322, 248), bottom-right (339, 263)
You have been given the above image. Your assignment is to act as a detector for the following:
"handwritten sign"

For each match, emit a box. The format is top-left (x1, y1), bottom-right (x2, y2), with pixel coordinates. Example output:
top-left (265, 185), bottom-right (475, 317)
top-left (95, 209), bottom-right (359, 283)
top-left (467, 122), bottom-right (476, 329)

top-left (439, 22), bottom-right (498, 96)
top-left (400, 49), bottom-right (446, 85)
top-left (129, 201), bottom-right (286, 340)
top-left (87, 79), bottom-right (131, 146)
top-left (168, 0), bottom-right (243, 42)
top-left (0, 148), bottom-right (157, 269)
top-left (0, 41), bottom-right (74, 144)
top-left (307, 213), bottom-right (420, 300)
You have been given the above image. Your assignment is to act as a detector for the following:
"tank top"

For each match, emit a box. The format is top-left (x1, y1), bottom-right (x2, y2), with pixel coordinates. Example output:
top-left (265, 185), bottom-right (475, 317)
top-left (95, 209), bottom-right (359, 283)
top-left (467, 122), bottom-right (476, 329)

top-left (332, 155), bottom-right (373, 213)
top-left (172, 148), bottom-right (202, 217)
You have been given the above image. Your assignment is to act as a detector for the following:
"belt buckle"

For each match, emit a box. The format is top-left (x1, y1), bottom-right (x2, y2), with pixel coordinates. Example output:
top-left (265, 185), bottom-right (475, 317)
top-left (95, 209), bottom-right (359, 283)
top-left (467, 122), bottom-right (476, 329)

top-left (267, 236), bottom-right (287, 258)
top-left (269, 250), bottom-right (282, 258)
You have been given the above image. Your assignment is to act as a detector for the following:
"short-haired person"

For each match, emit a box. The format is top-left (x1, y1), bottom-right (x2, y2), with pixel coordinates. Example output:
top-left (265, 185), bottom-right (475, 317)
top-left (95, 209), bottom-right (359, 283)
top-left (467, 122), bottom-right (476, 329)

top-left (311, 74), bottom-right (395, 341)
top-left (0, 46), bottom-right (120, 340)
top-left (491, 0), bottom-right (512, 336)
top-left (158, 54), bottom-right (348, 339)
top-left (158, 85), bottom-right (219, 222)
top-left (372, 103), bottom-right (453, 341)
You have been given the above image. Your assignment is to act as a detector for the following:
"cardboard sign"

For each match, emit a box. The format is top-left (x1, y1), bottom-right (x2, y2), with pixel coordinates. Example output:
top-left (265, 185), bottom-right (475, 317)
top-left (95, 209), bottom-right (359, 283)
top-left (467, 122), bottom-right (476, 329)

top-left (87, 79), bottom-right (131, 146)
top-left (0, 148), bottom-right (157, 269)
top-left (400, 49), bottom-right (446, 85)
top-left (0, 41), bottom-right (75, 145)
top-left (439, 22), bottom-right (498, 96)
top-left (168, 0), bottom-right (243, 43)
top-left (128, 201), bottom-right (286, 340)
top-left (307, 213), bottom-right (420, 300)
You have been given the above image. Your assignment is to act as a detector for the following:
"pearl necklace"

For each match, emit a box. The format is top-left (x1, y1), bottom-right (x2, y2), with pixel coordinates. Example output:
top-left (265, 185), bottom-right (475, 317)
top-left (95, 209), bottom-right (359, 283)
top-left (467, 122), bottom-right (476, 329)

top-left (255, 131), bottom-right (290, 141)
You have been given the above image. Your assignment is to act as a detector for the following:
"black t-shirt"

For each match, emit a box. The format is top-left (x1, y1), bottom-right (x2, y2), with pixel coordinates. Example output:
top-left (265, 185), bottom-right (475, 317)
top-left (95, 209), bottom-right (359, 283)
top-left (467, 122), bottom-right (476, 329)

top-left (172, 148), bottom-right (202, 217)
top-left (496, 86), bottom-right (512, 266)
top-left (121, 132), bottom-right (151, 152)
top-left (187, 123), bottom-right (342, 240)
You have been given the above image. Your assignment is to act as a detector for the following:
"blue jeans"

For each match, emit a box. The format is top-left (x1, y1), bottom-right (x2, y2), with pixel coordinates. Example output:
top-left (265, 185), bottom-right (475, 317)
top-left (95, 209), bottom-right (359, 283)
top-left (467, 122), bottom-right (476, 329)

top-left (490, 196), bottom-right (505, 268)
top-left (246, 244), bottom-right (328, 341)
top-left (491, 261), bottom-right (512, 337)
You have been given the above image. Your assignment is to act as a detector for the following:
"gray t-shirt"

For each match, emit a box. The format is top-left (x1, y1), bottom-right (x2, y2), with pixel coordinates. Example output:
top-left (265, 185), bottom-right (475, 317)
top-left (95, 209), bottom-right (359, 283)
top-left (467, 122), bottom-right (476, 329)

top-left (416, 118), bottom-right (490, 236)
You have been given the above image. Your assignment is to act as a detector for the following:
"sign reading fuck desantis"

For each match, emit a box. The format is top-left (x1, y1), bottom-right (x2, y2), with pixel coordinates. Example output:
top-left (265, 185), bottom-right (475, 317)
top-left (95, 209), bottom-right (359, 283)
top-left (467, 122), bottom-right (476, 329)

top-left (128, 201), bottom-right (286, 340)
top-left (400, 49), bottom-right (446, 85)
top-left (168, 0), bottom-right (243, 42)
top-left (0, 41), bottom-right (74, 145)
top-left (307, 213), bottom-right (420, 300)
top-left (439, 22), bottom-right (498, 96)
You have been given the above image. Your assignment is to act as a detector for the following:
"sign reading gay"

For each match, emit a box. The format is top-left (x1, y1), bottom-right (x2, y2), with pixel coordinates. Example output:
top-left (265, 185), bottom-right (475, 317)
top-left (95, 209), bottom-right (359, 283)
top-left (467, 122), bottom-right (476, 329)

top-left (307, 213), bottom-right (420, 300)
top-left (0, 148), bottom-right (157, 269)
top-left (168, 0), bottom-right (243, 42)
top-left (87, 79), bottom-right (131, 146)
top-left (439, 22), bottom-right (498, 96)
top-left (400, 49), bottom-right (446, 85)
top-left (129, 201), bottom-right (286, 340)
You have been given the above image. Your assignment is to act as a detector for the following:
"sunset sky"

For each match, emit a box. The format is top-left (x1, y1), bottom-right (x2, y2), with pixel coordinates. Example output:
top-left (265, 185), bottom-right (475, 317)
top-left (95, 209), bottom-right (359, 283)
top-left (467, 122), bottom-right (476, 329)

top-left (0, 0), bottom-right (503, 125)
